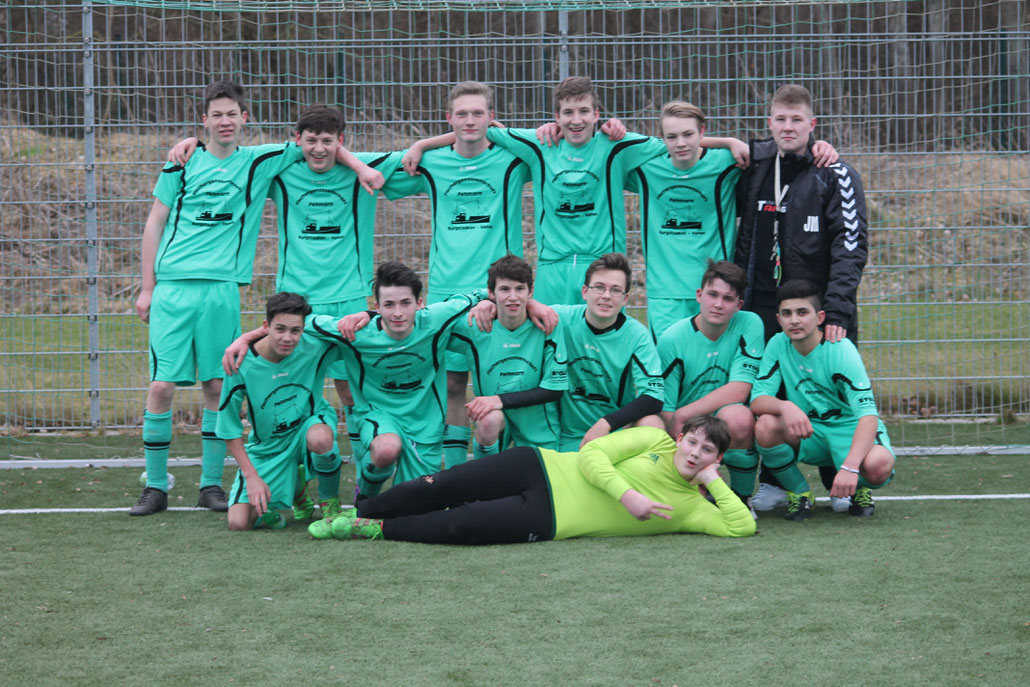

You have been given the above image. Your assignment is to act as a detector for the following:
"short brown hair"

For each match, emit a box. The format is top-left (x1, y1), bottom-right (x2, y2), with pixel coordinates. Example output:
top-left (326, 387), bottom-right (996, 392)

top-left (584, 252), bottom-right (631, 292)
top-left (203, 80), bottom-right (246, 115)
top-left (660, 101), bottom-right (705, 126)
top-left (679, 415), bottom-right (731, 455)
top-left (487, 254), bottom-right (533, 291)
top-left (700, 260), bottom-right (747, 300)
top-left (295, 104), bottom-right (345, 137)
top-left (553, 76), bottom-right (599, 112)
top-left (448, 81), bottom-right (494, 111)
top-left (770, 84), bottom-right (813, 115)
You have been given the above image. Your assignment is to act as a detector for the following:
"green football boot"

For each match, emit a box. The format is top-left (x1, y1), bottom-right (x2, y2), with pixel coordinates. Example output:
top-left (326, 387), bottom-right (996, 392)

top-left (330, 512), bottom-right (384, 540)
top-left (307, 500), bottom-right (356, 540)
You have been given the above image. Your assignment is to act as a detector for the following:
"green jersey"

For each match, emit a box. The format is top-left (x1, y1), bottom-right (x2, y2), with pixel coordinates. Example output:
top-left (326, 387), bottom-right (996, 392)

top-left (306, 292), bottom-right (484, 444)
top-left (383, 145), bottom-right (529, 299)
top-left (216, 334), bottom-right (341, 456)
top-left (152, 142), bottom-right (302, 284)
top-left (449, 317), bottom-right (568, 448)
top-left (553, 305), bottom-right (664, 443)
top-left (539, 426), bottom-right (756, 539)
top-left (751, 334), bottom-right (880, 422)
top-left (657, 311), bottom-right (765, 412)
top-left (270, 151), bottom-right (404, 304)
top-left (627, 147), bottom-right (741, 298)
top-left (486, 128), bottom-right (665, 262)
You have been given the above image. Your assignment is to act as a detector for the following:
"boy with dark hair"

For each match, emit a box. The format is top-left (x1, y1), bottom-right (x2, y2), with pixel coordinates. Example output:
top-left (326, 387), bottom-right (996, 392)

top-left (750, 280), bottom-right (895, 521)
top-left (734, 84), bottom-right (868, 512)
top-left (314, 417), bottom-right (755, 544)
top-left (449, 254), bottom-right (568, 456)
top-left (657, 260), bottom-right (765, 505)
top-left (131, 80), bottom-right (306, 516)
top-left (217, 292), bottom-right (344, 530)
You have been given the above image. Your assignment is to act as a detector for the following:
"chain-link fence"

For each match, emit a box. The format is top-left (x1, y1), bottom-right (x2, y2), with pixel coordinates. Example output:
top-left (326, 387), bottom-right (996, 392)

top-left (2, 0), bottom-right (1028, 451)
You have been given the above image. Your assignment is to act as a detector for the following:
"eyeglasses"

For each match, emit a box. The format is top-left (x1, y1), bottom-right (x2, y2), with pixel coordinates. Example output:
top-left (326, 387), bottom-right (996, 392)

top-left (586, 284), bottom-right (626, 297)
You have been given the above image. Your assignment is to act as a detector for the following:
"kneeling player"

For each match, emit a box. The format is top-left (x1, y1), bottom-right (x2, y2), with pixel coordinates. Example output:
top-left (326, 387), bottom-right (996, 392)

top-left (311, 416), bottom-right (755, 544)
top-left (750, 280), bottom-right (895, 521)
top-left (217, 293), bottom-right (343, 530)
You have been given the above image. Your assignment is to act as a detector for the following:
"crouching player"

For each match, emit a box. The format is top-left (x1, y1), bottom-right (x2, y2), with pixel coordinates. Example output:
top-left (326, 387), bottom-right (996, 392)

top-left (217, 293), bottom-right (343, 530)
top-left (750, 280), bottom-right (895, 521)
top-left (311, 417), bottom-right (755, 544)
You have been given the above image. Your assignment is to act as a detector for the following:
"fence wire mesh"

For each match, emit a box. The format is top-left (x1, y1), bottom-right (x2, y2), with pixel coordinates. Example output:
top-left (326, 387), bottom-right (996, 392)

top-left (1, 0), bottom-right (1028, 453)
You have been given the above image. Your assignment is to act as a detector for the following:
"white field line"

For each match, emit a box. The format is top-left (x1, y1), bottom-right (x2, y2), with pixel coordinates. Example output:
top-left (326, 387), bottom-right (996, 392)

top-left (1, 493), bottom-right (1028, 515)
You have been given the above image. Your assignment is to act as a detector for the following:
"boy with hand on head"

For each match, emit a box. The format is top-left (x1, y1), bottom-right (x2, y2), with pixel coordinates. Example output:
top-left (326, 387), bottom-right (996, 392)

top-left (217, 292), bottom-right (344, 531)
top-left (382, 81), bottom-right (531, 469)
top-left (750, 280), bottom-right (895, 521)
top-left (449, 254), bottom-right (568, 456)
top-left (132, 81), bottom-right (311, 516)
top-left (405, 76), bottom-right (667, 305)
top-left (657, 260), bottom-right (765, 507)
top-left (316, 416), bottom-right (755, 545)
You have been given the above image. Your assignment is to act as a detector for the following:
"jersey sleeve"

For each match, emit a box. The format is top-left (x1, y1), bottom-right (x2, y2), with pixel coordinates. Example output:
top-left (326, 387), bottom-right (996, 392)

top-left (380, 149), bottom-right (426, 200)
top-left (727, 314), bottom-right (766, 384)
top-left (657, 329), bottom-right (683, 413)
top-left (612, 133), bottom-right (667, 173)
top-left (549, 303), bottom-right (586, 325)
top-left (152, 162), bottom-right (184, 207)
top-left (540, 324), bottom-right (569, 391)
top-left (485, 127), bottom-right (542, 167)
top-left (833, 340), bottom-right (879, 418)
top-left (215, 372), bottom-right (247, 441)
top-left (680, 476), bottom-right (757, 538)
top-left (304, 313), bottom-right (349, 346)
top-left (247, 142), bottom-right (304, 196)
top-left (629, 328), bottom-right (665, 400)
top-left (751, 335), bottom-right (785, 402)
top-left (576, 426), bottom-right (674, 502)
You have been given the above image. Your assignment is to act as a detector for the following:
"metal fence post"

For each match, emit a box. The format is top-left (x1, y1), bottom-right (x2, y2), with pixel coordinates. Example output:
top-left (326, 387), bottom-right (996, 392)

top-left (82, 0), bottom-right (101, 428)
top-left (558, 11), bottom-right (569, 80)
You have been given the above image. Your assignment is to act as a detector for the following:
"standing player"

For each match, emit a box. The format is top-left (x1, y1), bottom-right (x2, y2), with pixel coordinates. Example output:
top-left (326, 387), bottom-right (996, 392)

top-left (268, 104), bottom-right (404, 514)
top-left (734, 84), bottom-right (868, 512)
top-left (217, 293), bottom-right (343, 530)
top-left (405, 76), bottom-right (666, 305)
top-left (657, 261), bottom-right (765, 505)
top-left (131, 81), bottom-right (307, 516)
top-left (750, 280), bottom-right (894, 521)
top-left (450, 254), bottom-right (568, 456)
top-left (383, 81), bottom-right (531, 469)
top-left (315, 418), bottom-right (755, 544)
top-left (471, 253), bottom-right (664, 450)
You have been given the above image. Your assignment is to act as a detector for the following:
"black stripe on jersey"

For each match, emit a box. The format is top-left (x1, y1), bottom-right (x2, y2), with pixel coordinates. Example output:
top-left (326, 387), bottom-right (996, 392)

top-left (218, 384), bottom-right (247, 412)
top-left (831, 372), bottom-right (872, 392)
top-left (274, 175), bottom-right (290, 288)
top-left (661, 358), bottom-right (686, 405)
top-left (155, 164), bottom-right (188, 274)
top-left (352, 153), bottom-right (393, 273)
top-left (230, 470), bottom-right (245, 506)
top-left (419, 167), bottom-right (441, 262)
top-left (618, 352), bottom-right (663, 405)
top-left (312, 318), bottom-right (364, 390)
top-left (201, 431), bottom-right (218, 439)
top-left (544, 337), bottom-right (566, 365)
top-left (149, 344), bottom-right (159, 382)
top-left (238, 146), bottom-right (293, 273)
top-left (756, 360), bottom-right (780, 381)
top-left (713, 163), bottom-right (738, 261)
top-left (634, 167), bottom-right (651, 258)
top-left (314, 345), bottom-right (339, 382)
top-left (605, 137), bottom-right (652, 251)
top-left (501, 158), bottom-right (526, 251)
top-left (737, 335), bottom-right (762, 361)
top-left (245, 389), bottom-right (261, 443)
top-left (449, 331), bottom-right (480, 389)
top-left (507, 130), bottom-right (549, 238)
top-left (809, 408), bottom-right (843, 422)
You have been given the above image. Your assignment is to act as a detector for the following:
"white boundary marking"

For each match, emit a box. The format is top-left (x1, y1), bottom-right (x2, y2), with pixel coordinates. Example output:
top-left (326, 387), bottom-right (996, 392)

top-left (1, 493), bottom-right (1028, 515)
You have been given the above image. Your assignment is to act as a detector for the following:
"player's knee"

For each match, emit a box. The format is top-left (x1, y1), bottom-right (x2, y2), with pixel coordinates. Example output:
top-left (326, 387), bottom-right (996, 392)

top-left (753, 414), bottom-right (782, 447)
top-left (146, 381), bottom-right (177, 411)
top-left (718, 406), bottom-right (755, 447)
top-left (863, 447), bottom-right (895, 484)
top-left (227, 506), bottom-right (253, 531)
top-left (200, 378), bottom-right (223, 406)
top-left (446, 371), bottom-right (468, 400)
top-left (369, 434), bottom-right (401, 468)
top-left (306, 424), bottom-right (335, 455)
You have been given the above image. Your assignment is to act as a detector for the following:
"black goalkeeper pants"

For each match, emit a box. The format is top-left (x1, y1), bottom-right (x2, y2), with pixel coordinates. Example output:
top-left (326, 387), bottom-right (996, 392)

top-left (356, 446), bottom-right (555, 545)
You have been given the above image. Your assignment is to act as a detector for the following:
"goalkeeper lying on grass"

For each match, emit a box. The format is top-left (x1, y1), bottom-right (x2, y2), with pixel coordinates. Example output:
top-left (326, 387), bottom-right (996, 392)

top-left (309, 415), bottom-right (756, 544)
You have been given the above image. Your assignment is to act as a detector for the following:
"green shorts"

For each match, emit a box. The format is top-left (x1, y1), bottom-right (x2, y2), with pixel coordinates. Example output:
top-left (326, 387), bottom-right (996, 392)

top-left (356, 408), bottom-right (443, 484)
top-left (149, 280), bottom-right (240, 385)
top-left (228, 413), bottom-right (338, 511)
top-left (798, 417), bottom-right (896, 489)
top-left (535, 256), bottom-right (599, 306)
top-left (426, 292), bottom-right (472, 374)
top-left (647, 296), bottom-right (699, 340)
top-left (311, 297), bottom-right (370, 380)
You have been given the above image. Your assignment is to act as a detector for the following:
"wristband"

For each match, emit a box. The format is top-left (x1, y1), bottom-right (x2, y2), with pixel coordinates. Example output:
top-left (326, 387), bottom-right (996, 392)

top-left (839, 465), bottom-right (860, 475)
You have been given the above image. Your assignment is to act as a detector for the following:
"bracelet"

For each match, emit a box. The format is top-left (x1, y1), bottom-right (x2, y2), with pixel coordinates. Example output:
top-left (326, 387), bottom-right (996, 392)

top-left (839, 465), bottom-right (860, 474)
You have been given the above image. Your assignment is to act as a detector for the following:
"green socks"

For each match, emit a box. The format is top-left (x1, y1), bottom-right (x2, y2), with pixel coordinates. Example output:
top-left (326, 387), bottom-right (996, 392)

top-left (200, 407), bottom-right (225, 489)
top-left (444, 424), bottom-right (471, 468)
top-left (311, 447), bottom-right (342, 502)
top-left (142, 409), bottom-right (172, 491)
top-left (722, 447), bottom-right (759, 497)
top-left (757, 442), bottom-right (809, 494)
top-left (472, 439), bottom-right (499, 460)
